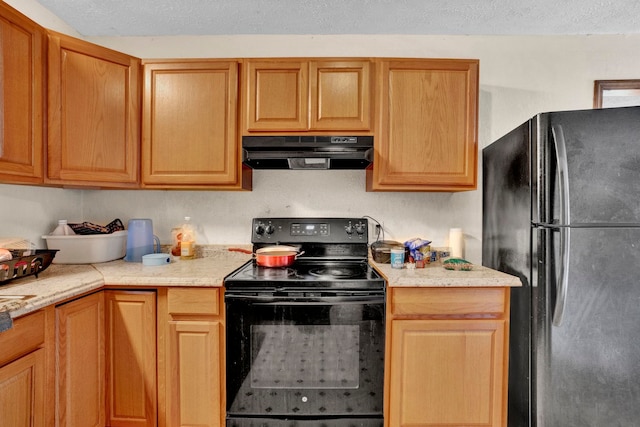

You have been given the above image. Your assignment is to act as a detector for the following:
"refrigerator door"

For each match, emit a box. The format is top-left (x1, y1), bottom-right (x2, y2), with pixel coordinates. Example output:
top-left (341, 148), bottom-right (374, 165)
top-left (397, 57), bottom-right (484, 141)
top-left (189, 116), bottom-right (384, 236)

top-left (539, 106), bottom-right (640, 226)
top-left (535, 226), bottom-right (640, 427)
top-left (482, 119), bottom-right (534, 427)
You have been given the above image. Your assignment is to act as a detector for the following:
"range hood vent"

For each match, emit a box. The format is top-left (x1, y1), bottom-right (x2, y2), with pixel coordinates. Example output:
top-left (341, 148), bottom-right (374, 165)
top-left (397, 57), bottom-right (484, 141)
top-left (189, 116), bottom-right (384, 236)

top-left (242, 136), bottom-right (373, 170)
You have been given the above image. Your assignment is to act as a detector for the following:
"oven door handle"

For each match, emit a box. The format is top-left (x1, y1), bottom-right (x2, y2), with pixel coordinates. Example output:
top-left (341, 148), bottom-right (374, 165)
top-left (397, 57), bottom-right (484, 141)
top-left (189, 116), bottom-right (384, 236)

top-left (225, 294), bottom-right (384, 305)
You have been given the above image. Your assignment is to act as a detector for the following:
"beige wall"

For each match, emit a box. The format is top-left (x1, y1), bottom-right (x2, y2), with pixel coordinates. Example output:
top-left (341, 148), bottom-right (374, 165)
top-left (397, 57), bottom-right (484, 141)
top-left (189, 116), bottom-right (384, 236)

top-left (3, 0), bottom-right (640, 263)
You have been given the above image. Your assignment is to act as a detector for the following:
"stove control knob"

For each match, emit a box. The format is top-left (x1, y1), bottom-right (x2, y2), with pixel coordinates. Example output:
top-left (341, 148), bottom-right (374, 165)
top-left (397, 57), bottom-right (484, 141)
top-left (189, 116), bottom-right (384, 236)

top-left (345, 224), bottom-right (354, 235)
top-left (255, 224), bottom-right (265, 235)
top-left (355, 223), bottom-right (366, 235)
top-left (265, 224), bottom-right (275, 235)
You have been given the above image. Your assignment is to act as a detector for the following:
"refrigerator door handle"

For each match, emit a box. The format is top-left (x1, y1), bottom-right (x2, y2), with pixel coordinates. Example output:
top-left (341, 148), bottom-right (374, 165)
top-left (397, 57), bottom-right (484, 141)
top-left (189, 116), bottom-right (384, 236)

top-left (553, 226), bottom-right (571, 326)
top-left (551, 124), bottom-right (571, 326)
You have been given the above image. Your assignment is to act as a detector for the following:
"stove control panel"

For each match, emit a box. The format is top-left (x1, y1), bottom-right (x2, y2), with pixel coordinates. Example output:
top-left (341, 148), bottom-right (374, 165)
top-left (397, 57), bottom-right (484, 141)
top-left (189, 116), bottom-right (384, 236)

top-left (252, 218), bottom-right (368, 243)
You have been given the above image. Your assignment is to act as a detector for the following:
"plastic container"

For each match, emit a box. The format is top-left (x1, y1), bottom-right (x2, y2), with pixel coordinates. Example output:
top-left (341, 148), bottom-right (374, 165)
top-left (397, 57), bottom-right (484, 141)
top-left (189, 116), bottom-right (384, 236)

top-left (42, 230), bottom-right (128, 264)
top-left (180, 217), bottom-right (196, 260)
top-left (51, 220), bottom-right (76, 236)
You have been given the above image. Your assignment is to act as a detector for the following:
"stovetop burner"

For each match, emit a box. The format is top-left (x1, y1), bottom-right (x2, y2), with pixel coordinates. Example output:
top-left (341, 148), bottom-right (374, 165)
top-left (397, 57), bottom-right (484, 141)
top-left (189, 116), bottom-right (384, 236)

top-left (308, 265), bottom-right (365, 279)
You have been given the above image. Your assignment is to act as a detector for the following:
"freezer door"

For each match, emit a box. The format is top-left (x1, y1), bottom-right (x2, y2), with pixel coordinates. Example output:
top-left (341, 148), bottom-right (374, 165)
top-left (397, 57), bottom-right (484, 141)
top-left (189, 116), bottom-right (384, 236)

top-left (535, 226), bottom-right (640, 427)
top-left (482, 120), bottom-right (533, 427)
top-left (540, 106), bottom-right (640, 226)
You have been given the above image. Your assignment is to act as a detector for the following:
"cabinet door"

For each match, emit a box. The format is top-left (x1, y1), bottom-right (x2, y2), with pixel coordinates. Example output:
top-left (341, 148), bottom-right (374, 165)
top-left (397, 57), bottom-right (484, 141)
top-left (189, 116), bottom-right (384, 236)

top-left (388, 319), bottom-right (506, 427)
top-left (47, 31), bottom-right (140, 187)
top-left (160, 288), bottom-right (223, 427)
top-left (0, 2), bottom-right (45, 184)
top-left (0, 349), bottom-right (45, 427)
top-left (105, 291), bottom-right (157, 427)
top-left (56, 292), bottom-right (105, 427)
top-left (370, 59), bottom-right (478, 191)
top-left (310, 60), bottom-right (372, 131)
top-left (142, 60), bottom-right (247, 188)
top-left (244, 60), bottom-right (308, 131)
top-left (167, 320), bottom-right (222, 427)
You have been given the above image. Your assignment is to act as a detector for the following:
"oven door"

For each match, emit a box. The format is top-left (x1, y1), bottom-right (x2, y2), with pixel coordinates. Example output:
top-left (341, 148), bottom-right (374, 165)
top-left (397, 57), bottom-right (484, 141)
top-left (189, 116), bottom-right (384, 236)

top-left (225, 290), bottom-right (385, 426)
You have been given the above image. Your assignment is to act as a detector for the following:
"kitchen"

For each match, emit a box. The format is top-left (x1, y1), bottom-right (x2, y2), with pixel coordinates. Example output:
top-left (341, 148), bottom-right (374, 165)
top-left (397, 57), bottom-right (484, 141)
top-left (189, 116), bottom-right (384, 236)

top-left (1, 1), bottom-right (640, 427)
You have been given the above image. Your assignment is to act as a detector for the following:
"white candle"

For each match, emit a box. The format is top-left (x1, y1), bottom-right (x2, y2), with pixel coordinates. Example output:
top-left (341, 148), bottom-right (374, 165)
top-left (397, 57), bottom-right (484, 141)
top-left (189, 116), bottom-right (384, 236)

top-left (449, 228), bottom-right (464, 258)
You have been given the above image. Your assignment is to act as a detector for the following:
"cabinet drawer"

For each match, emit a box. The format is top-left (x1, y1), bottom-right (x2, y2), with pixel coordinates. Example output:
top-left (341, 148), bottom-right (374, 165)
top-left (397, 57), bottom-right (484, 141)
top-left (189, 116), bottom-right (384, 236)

top-left (390, 287), bottom-right (507, 317)
top-left (0, 310), bottom-right (45, 366)
top-left (167, 288), bottom-right (220, 316)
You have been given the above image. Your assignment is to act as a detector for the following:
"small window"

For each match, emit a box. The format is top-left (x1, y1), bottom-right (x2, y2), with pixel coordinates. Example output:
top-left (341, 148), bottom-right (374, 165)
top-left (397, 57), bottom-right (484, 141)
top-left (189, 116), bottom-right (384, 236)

top-left (594, 80), bottom-right (640, 108)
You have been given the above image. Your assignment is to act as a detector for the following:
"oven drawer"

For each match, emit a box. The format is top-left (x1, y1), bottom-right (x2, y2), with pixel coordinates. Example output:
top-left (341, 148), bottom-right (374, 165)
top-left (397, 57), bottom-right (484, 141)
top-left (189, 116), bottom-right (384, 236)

top-left (167, 288), bottom-right (220, 316)
top-left (390, 287), bottom-right (507, 317)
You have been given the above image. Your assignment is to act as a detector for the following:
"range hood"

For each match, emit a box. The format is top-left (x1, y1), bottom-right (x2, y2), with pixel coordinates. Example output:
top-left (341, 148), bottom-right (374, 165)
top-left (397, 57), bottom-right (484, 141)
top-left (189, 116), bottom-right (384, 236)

top-left (242, 136), bottom-right (373, 169)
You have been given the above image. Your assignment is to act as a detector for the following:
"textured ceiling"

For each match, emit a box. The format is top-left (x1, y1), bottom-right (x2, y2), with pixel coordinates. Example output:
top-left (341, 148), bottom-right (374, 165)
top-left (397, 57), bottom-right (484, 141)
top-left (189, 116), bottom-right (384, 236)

top-left (35, 0), bottom-right (640, 37)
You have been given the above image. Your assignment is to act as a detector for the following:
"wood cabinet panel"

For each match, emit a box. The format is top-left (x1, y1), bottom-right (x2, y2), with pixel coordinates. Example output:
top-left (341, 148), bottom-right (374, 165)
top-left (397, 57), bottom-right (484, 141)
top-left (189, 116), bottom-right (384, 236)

top-left (56, 292), bottom-right (105, 427)
top-left (167, 287), bottom-right (220, 316)
top-left (385, 287), bottom-right (510, 427)
top-left (142, 60), bottom-right (248, 189)
top-left (159, 287), bottom-right (224, 427)
top-left (0, 2), bottom-right (45, 184)
top-left (168, 320), bottom-right (222, 427)
top-left (310, 60), bottom-right (372, 130)
top-left (388, 319), bottom-right (505, 427)
top-left (244, 60), bottom-right (308, 131)
top-left (243, 58), bottom-right (373, 133)
top-left (369, 58), bottom-right (478, 191)
top-left (0, 310), bottom-right (45, 366)
top-left (47, 31), bottom-right (140, 187)
top-left (105, 290), bottom-right (157, 426)
top-left (0, 348), bottom-right (45, 427)
top-left (391, 287), bottom-right (507, 317)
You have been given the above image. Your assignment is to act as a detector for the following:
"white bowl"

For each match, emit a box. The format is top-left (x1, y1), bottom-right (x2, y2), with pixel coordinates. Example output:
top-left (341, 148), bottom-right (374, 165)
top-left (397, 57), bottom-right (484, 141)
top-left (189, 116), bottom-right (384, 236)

top-left (42, 230), bottom-right (127, 264)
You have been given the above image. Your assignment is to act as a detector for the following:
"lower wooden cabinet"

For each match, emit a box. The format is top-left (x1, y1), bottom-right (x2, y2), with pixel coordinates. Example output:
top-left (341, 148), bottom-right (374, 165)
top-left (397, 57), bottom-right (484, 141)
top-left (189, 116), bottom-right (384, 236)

top-left (385, 287), bottom-right (510, 427)
top-left (56, 290), bottom-right (157, 427)
top-left (0, 308), bottom-right (48, 427)
top-left (158, 287), bottom-right (224, 427)
top-left (105, 290), bottom-right (157, 427)
top-left (56, 291), bottom-right (106, 427)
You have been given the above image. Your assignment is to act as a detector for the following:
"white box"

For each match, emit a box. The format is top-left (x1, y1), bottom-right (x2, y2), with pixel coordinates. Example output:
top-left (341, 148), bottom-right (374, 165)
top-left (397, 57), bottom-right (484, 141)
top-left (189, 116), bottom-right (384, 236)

top-left (42, 230), bottom-right (127, 264)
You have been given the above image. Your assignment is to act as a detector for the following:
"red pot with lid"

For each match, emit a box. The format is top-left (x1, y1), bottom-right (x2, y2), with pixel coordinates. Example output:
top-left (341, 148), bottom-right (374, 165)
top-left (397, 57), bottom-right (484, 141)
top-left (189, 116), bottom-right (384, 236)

top-left (229, 245), bottom-right (304, 267)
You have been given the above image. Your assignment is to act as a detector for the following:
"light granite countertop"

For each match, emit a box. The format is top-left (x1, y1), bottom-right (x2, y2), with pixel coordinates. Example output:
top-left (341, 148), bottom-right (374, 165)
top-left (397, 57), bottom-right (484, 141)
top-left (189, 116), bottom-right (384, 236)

top-left (0, 246), bottom-right (252, 319)
top-left (371, 260), bottom-right (523, 288)
top-left (0, 246), bottom-right (521, 322)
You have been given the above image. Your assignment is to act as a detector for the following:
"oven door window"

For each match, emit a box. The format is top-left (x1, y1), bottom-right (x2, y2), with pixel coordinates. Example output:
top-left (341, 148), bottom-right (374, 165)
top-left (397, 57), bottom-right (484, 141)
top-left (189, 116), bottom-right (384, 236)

top-left (251, 323), bottom-right (360, 389)
top-left (226, 295), bottom-right (384, 418)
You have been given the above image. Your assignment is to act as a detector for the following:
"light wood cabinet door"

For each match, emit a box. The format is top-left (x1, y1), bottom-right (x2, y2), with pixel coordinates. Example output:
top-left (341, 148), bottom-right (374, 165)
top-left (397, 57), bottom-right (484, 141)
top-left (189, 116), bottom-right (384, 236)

top-left (56, 292), bottom-right (105, 427)
top-left (244, 59), bottom-right (308, 132)
top-left (142, 60), bottom-right (248, 189)
top-left (47, 31), bottom-right (140, 188)
top-left (0, 349), bottom-right (45, 427)
top-left (369, 58), bottom-right (478, 191)
top-left (105, 290), bottom-right (157, 427)
top-left (160, 287), bottom-right (224, 427)
top-left (168, 320), bottom-right (222, 427)
top-left (309, 60), bottom-right (372, 131)
top-left (243, 59), bottom-right (373, 133)
top-left (388, 318), bottom-right (506, 427)
top-left (0, 2), bottom-right (45, 184)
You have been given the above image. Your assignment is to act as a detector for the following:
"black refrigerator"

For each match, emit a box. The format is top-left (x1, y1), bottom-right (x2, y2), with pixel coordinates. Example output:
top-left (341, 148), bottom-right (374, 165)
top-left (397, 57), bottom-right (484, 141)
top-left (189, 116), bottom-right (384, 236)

top-left (482, 106), bottom-right (640, 427)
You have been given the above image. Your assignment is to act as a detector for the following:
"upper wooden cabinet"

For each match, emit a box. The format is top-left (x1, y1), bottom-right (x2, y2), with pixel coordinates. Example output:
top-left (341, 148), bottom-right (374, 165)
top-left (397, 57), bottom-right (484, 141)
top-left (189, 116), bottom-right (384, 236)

top-left (142, 60), bottom-right (250, 189)
top-left (243, 58), bottom-right (373, 133)
top-left (0, 2), bottom-right (45, 185)
top-left (368, 58), bottom-right (479, 191)
top-left (47, 31), bottom-right (140, 188)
